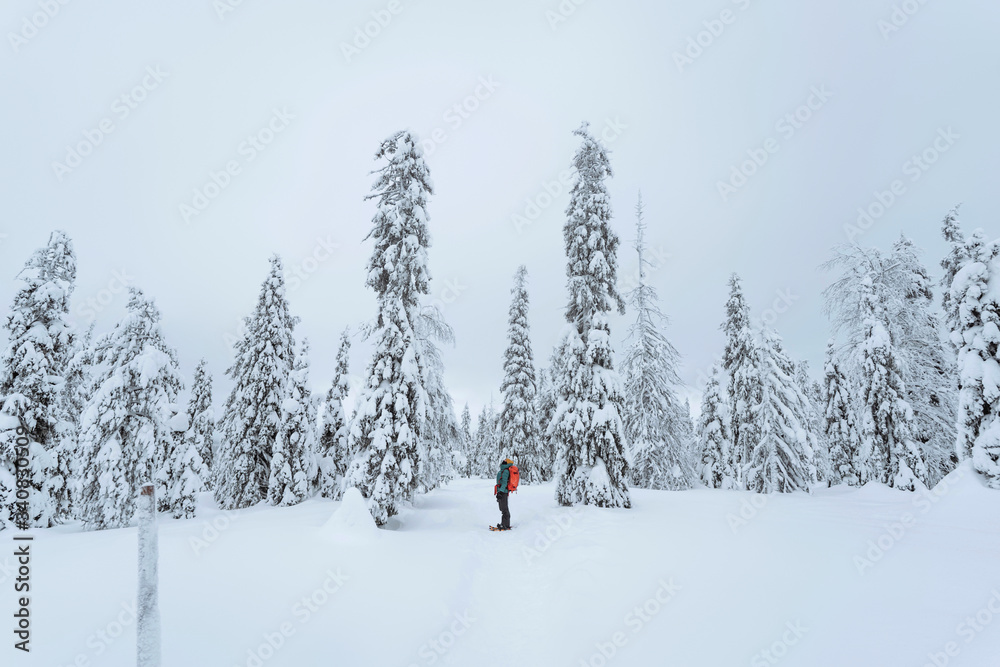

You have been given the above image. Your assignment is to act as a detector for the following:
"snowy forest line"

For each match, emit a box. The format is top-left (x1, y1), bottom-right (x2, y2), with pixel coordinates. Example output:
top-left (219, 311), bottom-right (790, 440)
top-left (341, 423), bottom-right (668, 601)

top-left (2, 123), bottom-right (999, 533)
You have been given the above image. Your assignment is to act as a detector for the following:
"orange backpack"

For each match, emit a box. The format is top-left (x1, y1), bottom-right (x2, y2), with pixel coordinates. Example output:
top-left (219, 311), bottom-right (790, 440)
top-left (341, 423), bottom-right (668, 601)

top-left (507, 465), bottom-right (520, 493)
top-left (494, 464), bottom-right (520, 494)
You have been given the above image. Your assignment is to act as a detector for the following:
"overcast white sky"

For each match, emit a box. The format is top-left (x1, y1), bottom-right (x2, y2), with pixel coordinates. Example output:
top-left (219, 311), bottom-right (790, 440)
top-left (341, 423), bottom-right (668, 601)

top-left (2, 0), bottom-right (998, 416)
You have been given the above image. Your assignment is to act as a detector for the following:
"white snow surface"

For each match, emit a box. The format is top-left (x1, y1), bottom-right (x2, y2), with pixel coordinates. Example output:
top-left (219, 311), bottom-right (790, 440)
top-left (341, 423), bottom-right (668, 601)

top-left (20, 465), bottom-right (1000, 666)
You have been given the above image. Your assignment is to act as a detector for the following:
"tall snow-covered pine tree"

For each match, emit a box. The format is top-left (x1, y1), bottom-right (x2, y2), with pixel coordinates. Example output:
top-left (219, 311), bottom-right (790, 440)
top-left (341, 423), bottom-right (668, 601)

top-left (347, 131), bottom-right (432, 525)
top-left (499, 265), bottom-right (542, 483)
top-left (551, 123), bottom-right (631, 509)
top-left (215, 255), bottom-right (298, 509)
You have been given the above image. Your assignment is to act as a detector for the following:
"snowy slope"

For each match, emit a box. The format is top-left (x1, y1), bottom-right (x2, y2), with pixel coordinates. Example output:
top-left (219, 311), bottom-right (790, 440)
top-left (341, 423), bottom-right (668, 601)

top-left (17, 464), bottom-right (1000, 667)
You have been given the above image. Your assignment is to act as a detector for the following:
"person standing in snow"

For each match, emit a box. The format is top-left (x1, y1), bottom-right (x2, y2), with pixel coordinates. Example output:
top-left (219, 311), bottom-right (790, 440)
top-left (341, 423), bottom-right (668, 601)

top-left (494, 458), bottom-right (514, 530)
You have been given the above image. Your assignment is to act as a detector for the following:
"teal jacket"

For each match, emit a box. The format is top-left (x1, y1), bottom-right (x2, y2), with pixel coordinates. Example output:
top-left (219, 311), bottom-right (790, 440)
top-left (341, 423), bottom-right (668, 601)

top-left (496, 462), bottom-right (512, 495)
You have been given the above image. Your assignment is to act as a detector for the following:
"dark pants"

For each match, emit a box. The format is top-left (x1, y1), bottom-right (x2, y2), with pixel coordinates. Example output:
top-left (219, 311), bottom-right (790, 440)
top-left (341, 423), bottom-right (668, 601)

top-left (496, 492), bottom-right (510, 529)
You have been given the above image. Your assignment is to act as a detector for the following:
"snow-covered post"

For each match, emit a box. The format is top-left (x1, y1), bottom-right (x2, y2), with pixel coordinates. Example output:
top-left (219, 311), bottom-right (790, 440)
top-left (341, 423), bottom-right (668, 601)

top-left (137, 483), bottom-right (161, 667)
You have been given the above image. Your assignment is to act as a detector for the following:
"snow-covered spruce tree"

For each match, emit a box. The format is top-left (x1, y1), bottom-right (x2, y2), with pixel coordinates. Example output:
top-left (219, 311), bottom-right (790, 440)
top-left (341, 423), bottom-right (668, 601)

top-left (745, 328), bottom-right (817, 493)
top-left (697, 365), bottom-right (731, 489)
top-left (457, 403), bottom-right (473, 477)
top-left (824, 242), bottom-right (955, 486)
top-left (162, 401), bottom-right (207, 519)
top-left (499, 265), bottom-right (542, 483)
top-left (185, 360), bottom-right (214, 485)
top-left (551, 123), bottom-right (631, 509)
top-left (855, 275), bottom-right (927, 489)
top-left (942, 218), bottom-right (1000, 488)
top-left (306, 391), bottom-right (322, 491)
top-left (0, 230), bottom-right (77, 529)
top-left (51, 323), bottom-right (95, 521)
top-left (474, 403), bottom-right (500, 477)
top-left (620, 194), bottom-right (692, 490)
top-left (346, 131), bottom-right (432, 526)
top-left (822, 340), bottom-right (859, 485)
top-left (721, 274), bottom-right (761, 490)
top-left (78, 288), bottom-right (183, 529)
top-left (414, 305), bottom-right (459, 493)
top-left (215, 255), bottom-right (298, 510)
top-left (268, 339), bottom-right (313, 507)
top-left (939, 206), bottom-right (966, 333)
top-left (318, 328), bottom-right (351, 499)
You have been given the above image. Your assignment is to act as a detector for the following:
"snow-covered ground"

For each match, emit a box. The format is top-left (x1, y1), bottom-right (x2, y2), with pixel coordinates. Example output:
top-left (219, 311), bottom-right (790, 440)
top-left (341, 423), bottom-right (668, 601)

top-left (19, 463), bottom-right (1000, 667)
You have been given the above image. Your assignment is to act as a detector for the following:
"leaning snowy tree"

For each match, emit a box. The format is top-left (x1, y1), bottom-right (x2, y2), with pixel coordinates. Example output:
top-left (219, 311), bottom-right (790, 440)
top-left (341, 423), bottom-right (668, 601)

top-left (185, 360), bottom-right (214, 485)
top-left (745, 328), bottom-right (817, 493)
top-left (697, 365), bottom-right (731, 489)
top-left (620, 194), bottom-right (692, 490)
top-left (0, 230), bottom-right (77, 529)
top-left (318, 328), bottom-right (351, 499)
top-left (215, 255), bottom-right (298, 510)
top-left (941, 213), bottom-right (1000, 488)
top-left (268, 338), bottom-right (313, 507)
top-left (892, 235), bottom-right (958, 484)
top-left (855, 274), bottom-right (927, 489)
top-left (551, 123), bottom-right (631, 508)
top-left (823, 241), bottom-right (953, 487)
top-left (721, 273), bottom-right (762, 490)
top-left (499, 265), bottom-right (542, 483)
top-left (346, 130), bottom-right (432, 526)
top-left (78, 288), bottom-right (183, 529)
top-left (414, 304), bottom-right (460, 493)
